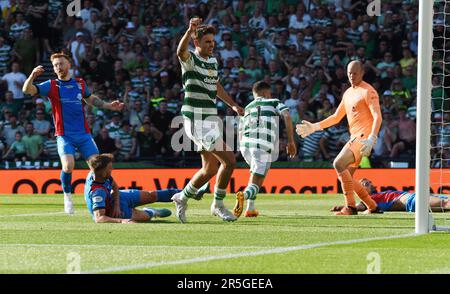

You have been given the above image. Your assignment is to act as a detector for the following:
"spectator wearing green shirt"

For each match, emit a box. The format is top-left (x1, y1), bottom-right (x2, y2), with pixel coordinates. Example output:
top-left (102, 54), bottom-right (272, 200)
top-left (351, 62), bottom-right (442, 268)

top-left (115, 120), bottom-right (136, 162)
top-left (3, 131), bottom-right (27, 161)
top-left (401, 64), bottom-right (417, 90)
top-left (11, 28), bottom-right (39, 75)
top-left (376, 52), bottom-right (396, 79)
top-left (244, 57), bottom-right (263, 84)
top-left (22, 123), bottom-right (43, 160)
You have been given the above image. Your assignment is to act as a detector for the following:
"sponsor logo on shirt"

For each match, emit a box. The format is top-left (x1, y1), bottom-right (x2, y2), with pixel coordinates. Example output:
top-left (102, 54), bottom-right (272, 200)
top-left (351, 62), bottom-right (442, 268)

top-left (93, 196), bottom-right (103, 203)
top-left (204, 77), bottom-right (219, 84)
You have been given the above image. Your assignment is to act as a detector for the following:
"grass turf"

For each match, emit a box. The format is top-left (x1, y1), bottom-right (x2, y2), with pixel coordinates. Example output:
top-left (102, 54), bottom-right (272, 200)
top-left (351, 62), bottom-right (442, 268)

top-left (0, 193), bottom-right (449, 274)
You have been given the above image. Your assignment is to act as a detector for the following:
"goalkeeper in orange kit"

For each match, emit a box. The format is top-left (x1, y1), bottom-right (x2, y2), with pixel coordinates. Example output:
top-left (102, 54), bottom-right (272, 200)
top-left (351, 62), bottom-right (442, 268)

top-left (296, 60), bottom-right (383, 215)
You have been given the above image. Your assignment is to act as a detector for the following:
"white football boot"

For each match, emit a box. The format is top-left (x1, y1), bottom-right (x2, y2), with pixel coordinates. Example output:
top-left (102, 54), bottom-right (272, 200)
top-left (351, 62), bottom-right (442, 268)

top-left (171, 192), bottom-right (188, 223)
top-left (64, 193), bottom-right (74, 214)
top-left (211, 203), bottom-right (237, 222)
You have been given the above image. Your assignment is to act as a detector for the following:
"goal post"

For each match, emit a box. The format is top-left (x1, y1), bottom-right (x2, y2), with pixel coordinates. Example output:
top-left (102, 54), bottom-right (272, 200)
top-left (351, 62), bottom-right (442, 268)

top-left (415, 0), bottom-right (434, 234)
top-left (416, 0), bottom-right (450, 234)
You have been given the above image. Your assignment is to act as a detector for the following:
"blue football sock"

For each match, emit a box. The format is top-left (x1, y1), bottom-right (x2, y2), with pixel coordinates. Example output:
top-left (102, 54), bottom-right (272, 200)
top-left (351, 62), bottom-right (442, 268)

top-left (143, 207), bottom-right (172, 219)
top-left (156, 189), bottom-right (181, 202)
top-left (143, 207), bottom-right (155, 219)
top-left (60, 171), bottom-right (72, 194)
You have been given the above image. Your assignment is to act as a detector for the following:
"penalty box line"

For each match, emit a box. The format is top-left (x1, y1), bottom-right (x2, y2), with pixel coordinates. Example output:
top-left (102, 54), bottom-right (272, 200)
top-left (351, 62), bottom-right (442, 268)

top-left (82, 232), bottom-right (417, 274)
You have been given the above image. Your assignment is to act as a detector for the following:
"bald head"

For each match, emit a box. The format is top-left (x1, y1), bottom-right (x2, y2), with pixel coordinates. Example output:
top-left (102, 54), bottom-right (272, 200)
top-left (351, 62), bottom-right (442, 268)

top-left (347, 60), bottom-right (365, 87)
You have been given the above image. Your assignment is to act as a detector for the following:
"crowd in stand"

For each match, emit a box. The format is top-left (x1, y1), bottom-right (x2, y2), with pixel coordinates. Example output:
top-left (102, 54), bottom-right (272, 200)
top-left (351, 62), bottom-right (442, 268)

top-left (0, 0), bottom-right (448, 168)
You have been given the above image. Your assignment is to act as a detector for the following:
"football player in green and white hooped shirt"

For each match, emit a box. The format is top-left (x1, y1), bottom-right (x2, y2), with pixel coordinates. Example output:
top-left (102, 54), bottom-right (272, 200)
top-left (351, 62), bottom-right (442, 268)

top-left (233, 81), bottom-right (297, 218)
top-left (171, 18), bottom-right (245, 223)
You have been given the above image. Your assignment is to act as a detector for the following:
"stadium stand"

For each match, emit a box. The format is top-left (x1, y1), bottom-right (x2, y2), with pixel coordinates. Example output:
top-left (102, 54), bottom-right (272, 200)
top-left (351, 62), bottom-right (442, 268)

top-left (0, 0), bottom-right (439, 168)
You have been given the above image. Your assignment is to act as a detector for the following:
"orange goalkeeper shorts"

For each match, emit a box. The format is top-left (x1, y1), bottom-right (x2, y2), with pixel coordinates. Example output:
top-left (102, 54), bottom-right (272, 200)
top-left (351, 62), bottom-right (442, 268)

top-left (345, 135), bottom-right (366, 168)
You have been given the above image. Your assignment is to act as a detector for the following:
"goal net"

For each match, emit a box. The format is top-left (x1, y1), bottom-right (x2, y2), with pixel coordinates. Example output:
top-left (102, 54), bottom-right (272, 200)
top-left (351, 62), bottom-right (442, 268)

top-left (417, 0), bottom-right (450, 233)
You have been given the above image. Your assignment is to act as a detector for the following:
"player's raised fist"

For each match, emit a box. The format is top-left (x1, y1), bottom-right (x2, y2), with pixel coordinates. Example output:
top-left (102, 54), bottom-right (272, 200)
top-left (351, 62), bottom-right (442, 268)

top-left (31, 65), bottom-right (45, 78)
top-left (188, 17), bottom-right (202, 33)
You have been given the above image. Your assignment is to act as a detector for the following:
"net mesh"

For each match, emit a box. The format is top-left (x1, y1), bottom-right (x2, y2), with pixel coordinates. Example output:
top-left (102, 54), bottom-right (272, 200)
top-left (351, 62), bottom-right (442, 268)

top-left (430, 0), bottom-right (450, 228)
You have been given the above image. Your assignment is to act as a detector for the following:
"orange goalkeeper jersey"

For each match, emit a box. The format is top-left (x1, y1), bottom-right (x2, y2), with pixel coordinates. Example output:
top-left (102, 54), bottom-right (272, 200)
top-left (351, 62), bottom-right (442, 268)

top-left (319, 81), bottom-right (382, 138)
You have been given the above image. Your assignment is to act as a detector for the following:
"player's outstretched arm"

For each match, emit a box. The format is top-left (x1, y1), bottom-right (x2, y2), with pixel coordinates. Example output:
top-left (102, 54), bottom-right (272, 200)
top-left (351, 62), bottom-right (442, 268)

top-left (93, 209), bottom-right (135, 224)
top-left (296, 120), bottom-right (320, 138)
top-left (177, 17), bottom-right (201, 62)
top-left (282, 110), bottom-right (297, 158)
top-left (217, 82), bottom-right (244, 115)
top-left (317, 98), bottom-right (346, 130)
top-left (296, 100), bottom-right (345, 138)
top-left (85, 94), bottom-right (124, 111)
top-left (22, 65), bottom-right (45, 95)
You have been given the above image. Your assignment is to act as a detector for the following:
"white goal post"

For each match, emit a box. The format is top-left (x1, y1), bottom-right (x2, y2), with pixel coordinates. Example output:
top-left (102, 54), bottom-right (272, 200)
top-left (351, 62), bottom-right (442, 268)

top-left (415, 0), bottom-right (433, 234)
top-left (416, 0), bottom-right (450, 234)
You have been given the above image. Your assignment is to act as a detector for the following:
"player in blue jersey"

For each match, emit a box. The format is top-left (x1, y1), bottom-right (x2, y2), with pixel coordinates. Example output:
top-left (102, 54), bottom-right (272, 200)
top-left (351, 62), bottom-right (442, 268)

top-left (330, 178), bottom-right (450, 213)
top-left (22, 53), bottom-right (124, 214)
top-left (85, 153), bottom-right (178, 223)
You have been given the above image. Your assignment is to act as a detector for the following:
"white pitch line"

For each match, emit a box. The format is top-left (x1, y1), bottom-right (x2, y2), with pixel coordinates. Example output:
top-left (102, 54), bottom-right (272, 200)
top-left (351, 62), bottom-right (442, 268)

top-left (83, 232), bottom-right (417, 274)
top-left (0, 211), bottom-right (66, 218)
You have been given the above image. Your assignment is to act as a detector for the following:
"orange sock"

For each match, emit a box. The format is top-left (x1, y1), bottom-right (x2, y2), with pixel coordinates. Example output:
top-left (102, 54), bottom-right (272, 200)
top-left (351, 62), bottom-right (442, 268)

top-left (353, 179), bottom-right (377, 211)
top-left (338, 170), bottom-right (356, 207)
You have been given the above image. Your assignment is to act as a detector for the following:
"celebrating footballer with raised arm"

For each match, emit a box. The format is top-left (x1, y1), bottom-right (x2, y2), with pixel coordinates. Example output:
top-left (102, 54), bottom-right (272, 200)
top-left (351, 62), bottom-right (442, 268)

top-left (171, 18), bottom-right (244, 223)
top-left (22, 53), bottom-right (124, 214)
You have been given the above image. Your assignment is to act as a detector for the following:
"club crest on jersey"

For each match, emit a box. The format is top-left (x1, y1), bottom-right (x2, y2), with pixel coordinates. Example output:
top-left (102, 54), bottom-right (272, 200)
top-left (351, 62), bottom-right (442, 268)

top-left (77, 93), bottom-right (82, 101)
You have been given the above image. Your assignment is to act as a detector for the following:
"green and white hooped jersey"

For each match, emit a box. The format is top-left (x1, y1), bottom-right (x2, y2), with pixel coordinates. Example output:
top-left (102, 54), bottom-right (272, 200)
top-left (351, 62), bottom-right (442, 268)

top-left (240, 97), bottom-right (288, 153)
top-left (179, 51), bottom-right (219, 121)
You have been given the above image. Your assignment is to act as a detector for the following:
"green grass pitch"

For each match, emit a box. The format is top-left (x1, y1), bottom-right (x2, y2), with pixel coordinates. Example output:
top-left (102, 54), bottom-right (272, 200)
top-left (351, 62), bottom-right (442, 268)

top-left (1, 193), bottom-right (449, 274)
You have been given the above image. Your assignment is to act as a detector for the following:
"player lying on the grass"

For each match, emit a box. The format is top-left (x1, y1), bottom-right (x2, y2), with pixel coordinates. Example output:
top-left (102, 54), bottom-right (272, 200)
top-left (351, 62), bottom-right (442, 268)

top-left (232, 81), bottom-right (297, 218)
top-left (297, 60), bottom-right (382, 215)
top-left (85, 153), bottom-right (179, 223)
top-left (330, 178), bottom-right (450, 213)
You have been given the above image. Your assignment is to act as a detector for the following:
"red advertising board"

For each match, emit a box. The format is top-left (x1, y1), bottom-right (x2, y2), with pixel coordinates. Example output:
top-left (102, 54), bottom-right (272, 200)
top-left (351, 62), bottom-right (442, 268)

top-left (1, 169), bottom-right (449, 195)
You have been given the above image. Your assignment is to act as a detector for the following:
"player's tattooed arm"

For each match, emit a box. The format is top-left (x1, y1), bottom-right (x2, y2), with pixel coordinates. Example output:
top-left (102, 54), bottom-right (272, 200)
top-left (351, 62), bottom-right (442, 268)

top-left (93, 209), bottom-right (134, 224)
top-left (85, 95), bottom-right (124, 111)
top-left (86, 94), bottom-right (105, 108)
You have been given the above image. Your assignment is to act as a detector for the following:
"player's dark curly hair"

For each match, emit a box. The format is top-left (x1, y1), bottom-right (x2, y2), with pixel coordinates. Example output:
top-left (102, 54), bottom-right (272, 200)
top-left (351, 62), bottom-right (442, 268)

top-left (194, 25), bottom-right (216, 40)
